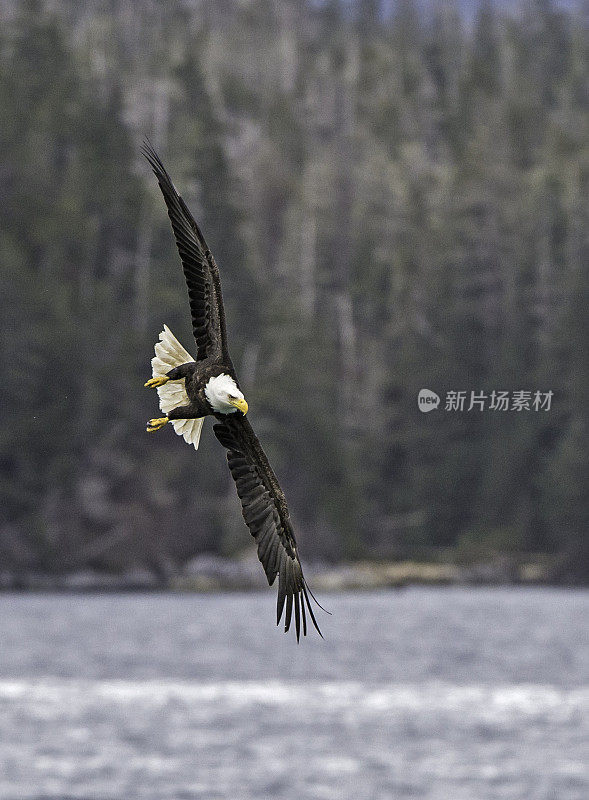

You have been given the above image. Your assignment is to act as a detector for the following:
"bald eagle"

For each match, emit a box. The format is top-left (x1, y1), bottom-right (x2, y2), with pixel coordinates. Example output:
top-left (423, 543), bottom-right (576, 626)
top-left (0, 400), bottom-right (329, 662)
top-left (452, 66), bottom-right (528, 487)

top-left (142, 142), bottom-right (323, 640)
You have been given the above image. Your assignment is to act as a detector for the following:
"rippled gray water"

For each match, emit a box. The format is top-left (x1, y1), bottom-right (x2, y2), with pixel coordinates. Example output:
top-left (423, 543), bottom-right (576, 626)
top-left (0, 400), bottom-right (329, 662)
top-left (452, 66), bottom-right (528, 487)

top-left (0, 588), bottom-right (587, 799)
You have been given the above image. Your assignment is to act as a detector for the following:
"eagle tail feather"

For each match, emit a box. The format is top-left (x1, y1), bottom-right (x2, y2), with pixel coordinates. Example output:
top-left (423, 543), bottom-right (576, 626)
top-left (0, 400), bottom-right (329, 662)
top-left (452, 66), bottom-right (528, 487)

top-left (151, 325), bottom-right (203, 450)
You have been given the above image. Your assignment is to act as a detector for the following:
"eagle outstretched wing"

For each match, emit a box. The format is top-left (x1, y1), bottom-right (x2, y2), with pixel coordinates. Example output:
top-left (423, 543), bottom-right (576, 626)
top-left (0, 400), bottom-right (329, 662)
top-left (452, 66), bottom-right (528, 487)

top-left (141, 141), bottom-right (231, 366)
top-left (213, 414), bottom-right (323, 641)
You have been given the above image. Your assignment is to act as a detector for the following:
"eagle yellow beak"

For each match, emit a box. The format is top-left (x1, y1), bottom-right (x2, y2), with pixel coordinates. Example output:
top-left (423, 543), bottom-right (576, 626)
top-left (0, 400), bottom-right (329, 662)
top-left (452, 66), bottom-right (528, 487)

top-left (231, 397), bottom-right (248, 415)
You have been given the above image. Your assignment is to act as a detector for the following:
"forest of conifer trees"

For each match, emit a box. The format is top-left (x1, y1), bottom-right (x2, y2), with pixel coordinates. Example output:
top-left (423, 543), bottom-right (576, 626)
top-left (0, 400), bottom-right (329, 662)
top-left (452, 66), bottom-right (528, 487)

top-left (0, 0), bottom-right (587, 581)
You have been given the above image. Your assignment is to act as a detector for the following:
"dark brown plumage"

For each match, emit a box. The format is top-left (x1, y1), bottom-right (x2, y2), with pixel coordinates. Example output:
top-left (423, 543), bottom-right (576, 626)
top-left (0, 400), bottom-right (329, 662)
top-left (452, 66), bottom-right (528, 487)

top-left (213, 414), bottom-right (322, 640)
top-left (142, 143), bottom-right (231, 367)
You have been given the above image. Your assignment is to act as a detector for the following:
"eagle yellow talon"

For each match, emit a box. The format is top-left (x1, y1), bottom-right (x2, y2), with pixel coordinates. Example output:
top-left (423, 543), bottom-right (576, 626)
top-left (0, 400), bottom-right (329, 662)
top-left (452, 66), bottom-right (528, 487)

top-left (145, 376), bottom-right (169, 388)
top-left (146, 416), bottom-right (169, 432)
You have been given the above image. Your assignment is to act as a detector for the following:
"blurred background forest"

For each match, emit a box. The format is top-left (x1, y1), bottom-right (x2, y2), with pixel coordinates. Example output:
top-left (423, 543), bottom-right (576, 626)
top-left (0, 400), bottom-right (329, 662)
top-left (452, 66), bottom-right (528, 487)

top-left (0, 0), bottom-right (587, 583)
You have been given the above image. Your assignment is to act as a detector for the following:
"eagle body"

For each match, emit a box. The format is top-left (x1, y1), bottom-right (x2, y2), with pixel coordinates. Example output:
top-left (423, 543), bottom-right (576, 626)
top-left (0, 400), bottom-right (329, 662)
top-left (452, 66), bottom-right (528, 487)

top-left (142, 142), bottom-right (324, 640)
top-left (166, 360), bottom-right (240, 420)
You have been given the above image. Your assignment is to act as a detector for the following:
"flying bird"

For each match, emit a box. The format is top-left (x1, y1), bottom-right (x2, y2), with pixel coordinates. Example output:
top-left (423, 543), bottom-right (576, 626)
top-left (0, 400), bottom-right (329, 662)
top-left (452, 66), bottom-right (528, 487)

top-left (142, 142), bottom-right (323, 640)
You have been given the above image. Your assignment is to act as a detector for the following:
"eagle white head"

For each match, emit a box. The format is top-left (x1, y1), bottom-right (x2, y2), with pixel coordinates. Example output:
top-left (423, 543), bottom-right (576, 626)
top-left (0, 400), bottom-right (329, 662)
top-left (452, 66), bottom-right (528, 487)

top-left (205, 373), bottom-right (248, 415)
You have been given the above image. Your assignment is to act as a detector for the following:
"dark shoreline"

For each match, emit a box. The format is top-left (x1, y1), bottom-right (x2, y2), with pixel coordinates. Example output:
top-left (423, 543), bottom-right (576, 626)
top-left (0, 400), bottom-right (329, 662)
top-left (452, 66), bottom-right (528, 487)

top-left (0, 555), bottom-right (578, 593)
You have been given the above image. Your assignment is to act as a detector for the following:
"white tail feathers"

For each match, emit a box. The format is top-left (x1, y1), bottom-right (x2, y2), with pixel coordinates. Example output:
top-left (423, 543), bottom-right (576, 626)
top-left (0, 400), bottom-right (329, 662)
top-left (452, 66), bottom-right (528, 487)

top-left (170, 416), bottom-right (204, 450)
top-left (151, 325), bottom-right (204, 450)
top-left (152, 324), bottom-right (194, 373)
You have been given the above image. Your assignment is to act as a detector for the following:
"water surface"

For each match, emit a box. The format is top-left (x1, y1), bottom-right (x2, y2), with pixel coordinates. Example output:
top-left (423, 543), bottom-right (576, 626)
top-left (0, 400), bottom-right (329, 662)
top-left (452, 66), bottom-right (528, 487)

top-left (0, 588), bottom-right (587, 799)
